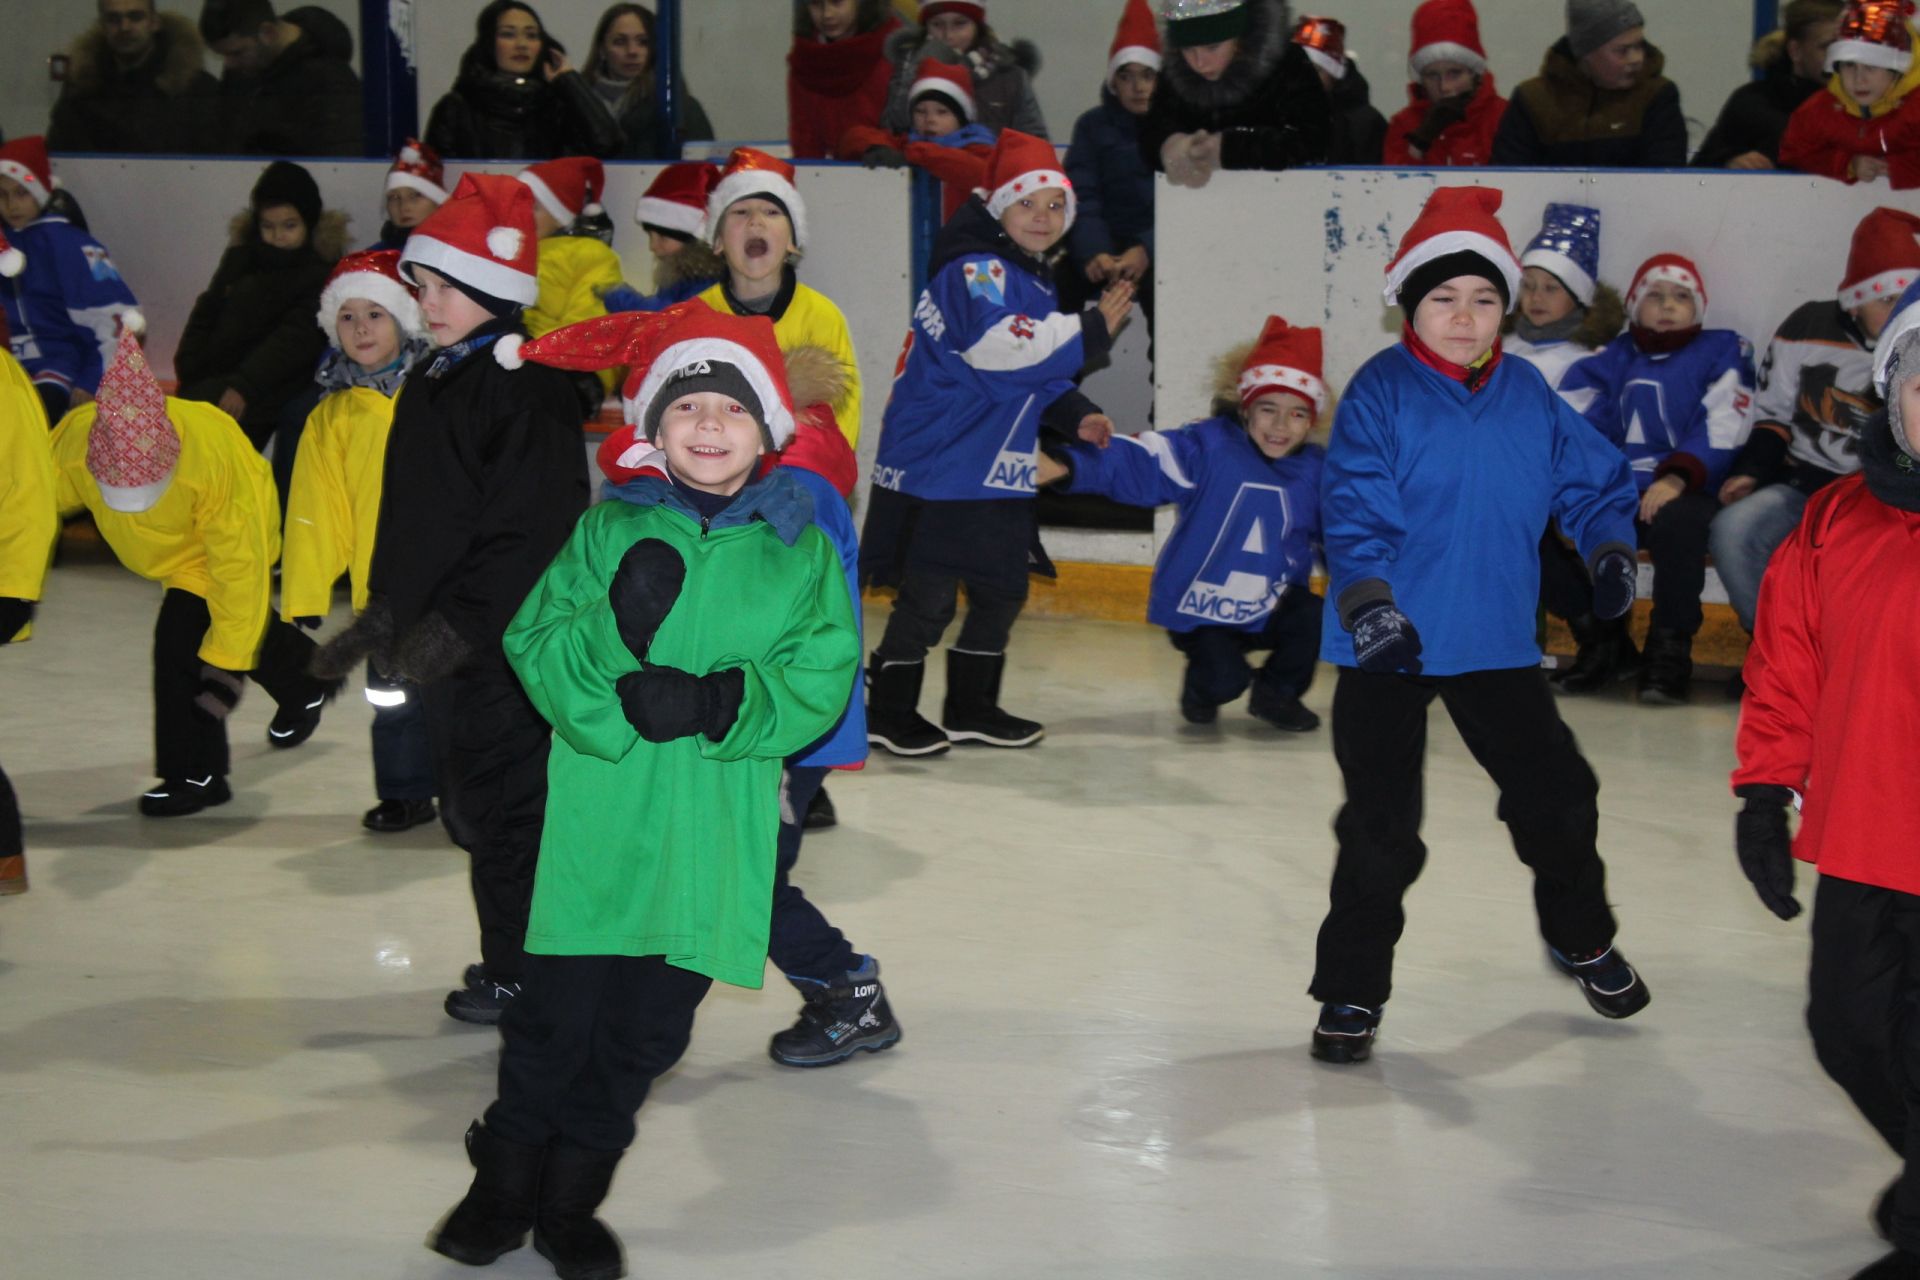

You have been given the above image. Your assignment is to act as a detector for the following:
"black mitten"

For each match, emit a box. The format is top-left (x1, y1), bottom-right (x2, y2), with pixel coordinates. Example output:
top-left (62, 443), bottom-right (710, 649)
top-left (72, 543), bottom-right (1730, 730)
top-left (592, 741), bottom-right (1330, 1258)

top-left (1349, 601), bottom-right (1424, 675)
top-left (195, 665), bottom-right (246, 719)
top-left (311, 595), bottom-right (395, 680)
top-left (862, 146), bottom-right (908, 169)
top-left (0, 597), bottom-right (34, 643)
top-left (390, 612), bottom-right (474, 685)
top-left (616, 665), bottom-right (745, 743)
top-left (608, 538), bottom-right (688, 663)
top-left (1406, 93), bottom-right (1471, 150)
top-left (1589, 546), bottom-right (1638, 621)
top-left (1734, 783), bottom-right (1801, 920)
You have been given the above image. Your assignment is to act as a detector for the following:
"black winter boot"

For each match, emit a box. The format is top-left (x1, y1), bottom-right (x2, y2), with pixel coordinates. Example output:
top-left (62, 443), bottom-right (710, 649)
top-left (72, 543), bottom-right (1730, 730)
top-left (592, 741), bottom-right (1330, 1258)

top-left (1637, 626), bottom-right (1694, 705)
top-left (533, 1143), bottom-right (627, 1280)
top-left (865, 657), bottom-right (950, 757)
top-left (1247, 681), bottom-right (1320, 732)
top-left (429, 1120), bottom-right (544, 1266)
top-left (769, 956), bottom-right (902, 1067)
top-left (1552, 614), bottom-right (1640, 694)
top-left (941, 649), bottom-right (1043, 747)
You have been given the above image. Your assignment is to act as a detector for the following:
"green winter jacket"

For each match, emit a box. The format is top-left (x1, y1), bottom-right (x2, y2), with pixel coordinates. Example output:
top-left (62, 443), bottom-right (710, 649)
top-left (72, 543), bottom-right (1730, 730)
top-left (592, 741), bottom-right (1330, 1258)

top-left (503, 471), bottom-right (860, 988)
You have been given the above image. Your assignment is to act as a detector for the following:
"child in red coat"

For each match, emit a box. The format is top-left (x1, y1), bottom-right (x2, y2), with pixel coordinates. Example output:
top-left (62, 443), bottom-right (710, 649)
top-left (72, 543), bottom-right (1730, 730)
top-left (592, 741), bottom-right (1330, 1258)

top-left (787, 0), bottom-right (903, 159)
top-left (1382, 0), bottom-right (1507, 166)
top-left (1780, 0), bottom-right (1920, 187)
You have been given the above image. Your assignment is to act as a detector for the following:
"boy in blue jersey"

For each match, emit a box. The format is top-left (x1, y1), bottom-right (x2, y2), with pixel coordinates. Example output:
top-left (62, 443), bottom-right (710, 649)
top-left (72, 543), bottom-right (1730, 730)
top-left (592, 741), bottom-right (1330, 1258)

top-left (861, 129), bottom-right (1134, 756)
top-left (1553, 253), bottom-right (1756, 703)
top-left (1309, 187), bottom-right (1650, 1067)
top-left (1037, 315), bottom-right (1326, 731)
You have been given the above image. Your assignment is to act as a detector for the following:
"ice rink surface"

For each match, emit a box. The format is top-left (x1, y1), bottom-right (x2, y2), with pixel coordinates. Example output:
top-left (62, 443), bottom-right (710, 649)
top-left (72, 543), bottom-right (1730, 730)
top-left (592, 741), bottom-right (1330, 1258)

top-left (0, 559), bottom-right (1888, 1279)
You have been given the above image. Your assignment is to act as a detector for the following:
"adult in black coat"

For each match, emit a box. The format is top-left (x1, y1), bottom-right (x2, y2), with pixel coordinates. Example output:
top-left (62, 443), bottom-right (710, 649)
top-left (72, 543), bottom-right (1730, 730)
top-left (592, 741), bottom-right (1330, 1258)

top-left (425, 0), bottom-right (623, 160)
top-left (48, 3), bottom-right (219, 153)
top-left (579, 3), bottom-right (714, 159)
top-left (1139, 0), bottom-right (1331, 183)
top-left (1693, 1), bottom-right (1842, 170)
top-left (1321, 55), bottom-right (1388, 164)
top-left (199, 0), bottom-right (363, 156)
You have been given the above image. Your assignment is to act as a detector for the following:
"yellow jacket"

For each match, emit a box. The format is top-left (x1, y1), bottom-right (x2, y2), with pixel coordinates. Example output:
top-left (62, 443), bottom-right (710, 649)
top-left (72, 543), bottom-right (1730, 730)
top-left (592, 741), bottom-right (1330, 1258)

top-left (530, 234), bottom-right (624, 395)
top-left (697, 279), bottom-right (862, 447)
top-left (0, 351), bottom-right (56, 641)
top-left (280, 385), bottom-right (396, 619)
top-left (50, 397), bottom-right (280, 671)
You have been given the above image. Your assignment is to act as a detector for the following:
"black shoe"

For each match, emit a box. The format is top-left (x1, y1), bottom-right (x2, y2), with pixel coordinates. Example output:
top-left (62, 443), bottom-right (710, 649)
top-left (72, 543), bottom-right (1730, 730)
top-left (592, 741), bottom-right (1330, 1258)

top-left (769, 957), bottom-right (902, 1067)
top-left (533, 1143), bottom-right (627, 1280)
top-left (1725, 667), bottom-right (1747, 702)
top-left (941, 649), bottom-right (1043, 747)
top-left (1550, 944), bottom-right (1651, 1019)
top-left (1248, 685), bottom-right (1320, 732)
top-left (1179, 666), bottom-right (1218, 725)
top-left (802, 786), bottom-right (837, 831)
top-left (865, 657), bottom-right (950, 757)
top-left (362, 798), bottom-right (438, 833)
top-left (429, 1120), bottom-right (544, 1267)
top-left (1311, 1002), bottom-right (1381, 1064)
top-left (446, 977), bottom-right (522, 1025)
top-left (1553, 614), bottom-right (1640, 694)
top-left (138, 775), bottom-right (232, 817)
top-left (266, 693), bottom-right (328, 748)
top-left (463, 963), bottom-right (488, 990)
top-left (1637, 627), bottom-right (1693, 705)
top-left (1852, 1249), bottom-right (1920, 1279)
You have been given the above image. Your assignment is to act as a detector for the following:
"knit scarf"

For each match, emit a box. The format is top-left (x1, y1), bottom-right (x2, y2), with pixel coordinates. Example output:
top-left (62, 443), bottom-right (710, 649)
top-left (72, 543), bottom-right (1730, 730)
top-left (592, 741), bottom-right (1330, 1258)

top-left (1861, 404), bottom-right (1920, 512)
top-left (1402, 323), bottom-right (1502, 392)
top-left (1630, 323), bottom-right (1702, 356)
top-left (787, 19), bottom-right (897, 95)
top-left (315, 335), bottom-right (432, 396)
top-left (1515, 309), bottom-right (1585, 346)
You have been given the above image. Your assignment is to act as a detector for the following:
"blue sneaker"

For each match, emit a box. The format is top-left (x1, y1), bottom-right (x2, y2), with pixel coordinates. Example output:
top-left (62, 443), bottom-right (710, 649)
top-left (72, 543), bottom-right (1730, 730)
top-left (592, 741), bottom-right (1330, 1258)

top-left (1550, 945), bottom-right (1651, 1019)
top-left (1311, 1002), bottom-right (1381, 1064)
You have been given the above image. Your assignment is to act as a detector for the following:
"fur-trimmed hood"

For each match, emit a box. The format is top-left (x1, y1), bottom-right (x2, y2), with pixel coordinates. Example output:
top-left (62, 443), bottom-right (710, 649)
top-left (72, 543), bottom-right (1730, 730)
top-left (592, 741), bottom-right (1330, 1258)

top-left (885, 26), bottom-right (1041, 80)
top-left (1161, 0), bottom-right (1288, 112)
top-left (1501, 281), bottom-right (1625, 349)
top-left (1207, 337), bottom-right (1336, 442)
top-left (653, 238), bottom-right (727, 291)
top-left (784, 343), bottom-right (853, 415)
top-left (226, 208), bottom-right (352, 263)
top-left (66, 11), bottom-right (208, 96)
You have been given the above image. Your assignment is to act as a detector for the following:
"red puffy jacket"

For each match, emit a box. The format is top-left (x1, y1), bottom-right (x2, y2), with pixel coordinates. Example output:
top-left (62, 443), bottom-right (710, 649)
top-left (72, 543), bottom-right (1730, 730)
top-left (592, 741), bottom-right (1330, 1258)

top-left (1383, 73), bottom-right (1507, 166)
top-left (1779, 82), bottom-right (1920, 187)
top-left (787, 17), bottom-right (903, 160)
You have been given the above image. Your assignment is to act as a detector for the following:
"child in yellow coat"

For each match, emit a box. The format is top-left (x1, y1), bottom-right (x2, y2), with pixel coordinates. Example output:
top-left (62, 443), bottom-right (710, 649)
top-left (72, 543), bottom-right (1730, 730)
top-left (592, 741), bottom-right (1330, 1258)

top-left (518, 156), bottom-right (624, 408)
top-left (0, 340), bottom-right (57, 893)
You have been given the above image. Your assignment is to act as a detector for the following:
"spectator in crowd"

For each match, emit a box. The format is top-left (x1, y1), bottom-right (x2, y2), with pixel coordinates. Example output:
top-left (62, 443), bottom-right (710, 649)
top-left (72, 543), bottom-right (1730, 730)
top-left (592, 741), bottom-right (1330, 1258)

top-left (1293, 16), bottom-right (1386, 165)
top-left (518, 156), bottom-right (623, 413)
top-left (1693, 0), bottom-right (1843, 169)
top-left (1504, 202), bottom-right (1621, 401)
top-left (1063, 0), bottom-right (1162, 323)
top-left (199, 0), bottom-right (363, 156)
top-left (1383, 0), bottom-right (1506, 166)
top-left (425, 0), bottom-right (623, 161)
top-left (48, 0), bottom-right (219, 153)
top-left (840, 58), bottom-right (997, 219)
top-left (881, 2), bottom-right (1047, 139)
top-left (580, 3), bottom-right (713, 159)
top-left (1492, 0), bottom-right (1686, 168)
top-left (1141, 0), bottom-right (1330, 186)
top-left (600, 162), bottom-right (727, 313)
top-left (367, 139), bottom-right (448, 252)
top-left (787, 0), bottom-right (904, 160)
top-left (1780, 0), bottom-right (1920, 188)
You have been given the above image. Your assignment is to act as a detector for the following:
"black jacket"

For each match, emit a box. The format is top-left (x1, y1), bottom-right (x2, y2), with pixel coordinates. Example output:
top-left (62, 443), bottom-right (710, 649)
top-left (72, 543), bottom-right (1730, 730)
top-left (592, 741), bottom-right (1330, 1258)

top-left (1692, 54), bottom-right (1822, 168)
top-left (1492, 38), bottom-right (1685, 168)
top-left (1138, 0), bottom-right (1331, 172)
top-left (585, 75), bottom-right (714, 159)
top-left (214, 6), bottom-right (363, 156)
top-left (48, 12), bottom-right (219, 153)
top-left (1326, 59), bottom-right (1388, 164)
top-left (425, 59), bottom-right (624, 160)
top-left (370, 321), bottom-right (590, 651)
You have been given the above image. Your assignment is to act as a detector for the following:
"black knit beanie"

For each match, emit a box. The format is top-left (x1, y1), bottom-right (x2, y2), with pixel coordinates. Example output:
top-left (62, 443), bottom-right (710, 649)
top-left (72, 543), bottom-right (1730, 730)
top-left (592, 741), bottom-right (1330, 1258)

top-left (644, 358), bottom-right (771, 449)
top-left (1398, 250), bottom-right (1512, 313)
top-left (252, 161), bottom-right (322, 233)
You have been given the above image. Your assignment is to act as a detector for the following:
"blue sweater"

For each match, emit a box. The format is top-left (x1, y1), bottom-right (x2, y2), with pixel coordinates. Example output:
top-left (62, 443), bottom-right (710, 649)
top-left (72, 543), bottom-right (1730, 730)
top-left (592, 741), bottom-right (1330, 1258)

top-left (1559, 328), bottom-right (1755, 493)
top-left (3, 215), bottom-right (141, 396)
top-left (1320, 344), bottom-right (1639, 675)
top-left (1062, 418), bottom-right (1321, 633)
top-left (1065, 90), bottom-right (1155, 267)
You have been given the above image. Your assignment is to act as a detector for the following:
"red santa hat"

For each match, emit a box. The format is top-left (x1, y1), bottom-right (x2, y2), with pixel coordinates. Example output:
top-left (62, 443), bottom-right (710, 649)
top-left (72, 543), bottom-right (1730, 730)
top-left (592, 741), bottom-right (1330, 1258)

top-left (1626, 253), bottom-right (1708, 322)
top-left (1291, 16), bottom-right (1350, 81)
top-left (1109, 0), bottom-right (1165, 83)
top-left (636, 161), bottom-right (719, 240)
top-left (909, 57), bottom-right (977, 123)
top-left (88, 329), bottom-right (180, 513)
top-left (1409, 0), bottom-right (1488, 78)
top-left (0, 137), bottom-right (53, 212)
top-left (385, 138), bottom-right (448, 204)
top-left (1840, 207), bottom-right (1920, 309)
top-left (1382, 185), bottom-right (1519, 309)
top-left (1238, 316), bottom-right (1327, 415)
top-left (315, 249), bottom-right (425, 339)
top-left (518, 156), bottom-right (606, 227)
top-left (978, 129), bottom-right (1076, 231)
top-left (399, 173), bottom-right (540, 307)
top-left (0, 226), bottom-right (22, 279)
top-left (704, 147), bottom-right (809, 252)
top-left (1828, 0), bottom-right (1917, 74)
top-left (922, 1), bottom-right (987, 24)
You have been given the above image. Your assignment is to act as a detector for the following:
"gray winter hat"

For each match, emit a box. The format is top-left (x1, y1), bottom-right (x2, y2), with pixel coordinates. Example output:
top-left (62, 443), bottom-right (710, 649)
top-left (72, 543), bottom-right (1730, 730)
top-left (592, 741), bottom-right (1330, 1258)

top-left (1884, 326), bottom-right (1920, 456)
top-left (1567, 0), bottom-right (1645, 60)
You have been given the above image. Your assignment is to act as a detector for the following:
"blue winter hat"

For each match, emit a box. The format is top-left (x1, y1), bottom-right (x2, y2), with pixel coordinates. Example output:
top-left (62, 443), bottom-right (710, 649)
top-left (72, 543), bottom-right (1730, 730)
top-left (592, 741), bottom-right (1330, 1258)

top-left (1521, 202), bottom-right (1601, 308)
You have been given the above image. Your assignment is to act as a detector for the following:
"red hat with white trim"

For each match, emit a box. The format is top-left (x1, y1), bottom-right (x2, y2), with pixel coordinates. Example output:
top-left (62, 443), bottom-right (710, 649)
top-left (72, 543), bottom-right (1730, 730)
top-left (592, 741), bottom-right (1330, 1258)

top-left (636, 161), bottom-right (719, 239)
top-left (0, 136), bottom-right (53, 212)
top-left (1109, 0), bottom-right (1165, 83)
top-left (1408, 0), bottom-right (1488, 78)
top-left (1291, 16), bottom-right (1350, 81)
top-left (1626, 253), bottom-right (1708, 323)
top-left (1239, 316), bottom-right (1327, 415)
top-left (386, 138), bottom-right (448, 203)
top-left (316, 249), bottom-right (424, 339)
top-left (0, 226), bottom-right (22, 279)
top-left (922, 1), bottom-right (986, 23)
top-left (399, 172), bottom-right (540, 307)
top-left (704, 147), bottom-right (809, 252)
top-left (1840, 206), bottom-right (1920, 310)
top-left (1382, 185), bottom-right (1519, 309)
top-left (1828, 0), bottom-right (1917, 74)
top-left (518, 156), bottom-right (606, 226)
top-left (909, 57), bottom-right (976, 123)
top-left (977, 129), bottom-right (1076, 232)
top-left (88, 328), bottom-right (180, 513)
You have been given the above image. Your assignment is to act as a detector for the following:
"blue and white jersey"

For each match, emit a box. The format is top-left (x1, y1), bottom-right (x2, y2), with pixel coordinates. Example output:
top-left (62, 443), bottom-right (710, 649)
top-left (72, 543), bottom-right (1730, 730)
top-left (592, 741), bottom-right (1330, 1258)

top-left (1560, 328), bottom-right (1755, 493)
top-left (2, 215), bottom-right (140, 398)
top-left (1063, 417), bottom-right (1322, 634)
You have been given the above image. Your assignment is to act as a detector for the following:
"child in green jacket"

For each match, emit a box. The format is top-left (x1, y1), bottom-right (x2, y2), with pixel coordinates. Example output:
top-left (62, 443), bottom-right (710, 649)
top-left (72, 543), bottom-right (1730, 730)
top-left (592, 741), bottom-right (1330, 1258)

top-left (428, 306), bottom-right (861, 1279)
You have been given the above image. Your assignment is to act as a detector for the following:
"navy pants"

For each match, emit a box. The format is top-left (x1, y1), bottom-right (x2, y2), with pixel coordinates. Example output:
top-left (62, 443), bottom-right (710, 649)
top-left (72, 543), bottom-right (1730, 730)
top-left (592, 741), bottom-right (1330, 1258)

top-left (770, 764), bottom-right (859, 983)
top-left (1540, 491), bottom-right (1718, 634)
top-left (1170, 590), bottom-right (1323, 711)
top-left (365, 660), bottom-right (434, 802)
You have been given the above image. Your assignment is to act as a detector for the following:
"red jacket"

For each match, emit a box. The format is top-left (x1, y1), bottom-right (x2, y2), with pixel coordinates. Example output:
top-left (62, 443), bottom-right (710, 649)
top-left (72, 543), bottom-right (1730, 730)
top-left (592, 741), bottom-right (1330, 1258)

top-left (1383, 73), bottom-right (1507, 166)
top-left (1734, 473), bottom-right (1920, 892)
top-left (1779, 82), bottom-right (1920, 187)
top-left (837, 124), bottom-right (991, 218)
top-left (786, 17), bottom-right (903, 160)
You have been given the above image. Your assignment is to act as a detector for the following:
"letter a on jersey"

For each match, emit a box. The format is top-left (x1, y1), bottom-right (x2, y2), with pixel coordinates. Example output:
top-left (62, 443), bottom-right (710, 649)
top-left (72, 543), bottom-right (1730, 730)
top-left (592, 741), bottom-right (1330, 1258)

top-left (1178, 484), bottom-right (1293, 626)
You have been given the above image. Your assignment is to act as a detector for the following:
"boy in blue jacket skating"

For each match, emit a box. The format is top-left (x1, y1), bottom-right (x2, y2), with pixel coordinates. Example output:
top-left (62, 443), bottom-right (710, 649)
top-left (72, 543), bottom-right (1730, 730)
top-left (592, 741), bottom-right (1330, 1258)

top-left (1310, 187), bottom-right (1650, 1067)
top-left (861, 129), bottom-right (1134, 756)
top-left (1038, 314), bottom-right (1326, 731)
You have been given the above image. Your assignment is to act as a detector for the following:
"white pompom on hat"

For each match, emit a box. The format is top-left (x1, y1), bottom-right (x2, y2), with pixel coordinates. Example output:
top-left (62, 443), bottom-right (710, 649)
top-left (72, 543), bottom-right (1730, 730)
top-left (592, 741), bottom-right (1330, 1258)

top-left (398, 172), bottom-right (540, 307)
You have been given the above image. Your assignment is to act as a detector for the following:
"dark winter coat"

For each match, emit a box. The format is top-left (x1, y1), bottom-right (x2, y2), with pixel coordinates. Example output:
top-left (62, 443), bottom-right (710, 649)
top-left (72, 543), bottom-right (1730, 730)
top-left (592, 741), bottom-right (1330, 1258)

top-left (1138, 0), bottom-right (1331, 172)
top-left (1066, 88), bottom-right (1155, 265)
top-left (1493, 39), bottom-right (1686, 168)
top-left (1326, 58), bottom-right (1388, 164)
top-left (425, 61), bottom-right (623, 160)
top-left (212, 5), bottom-right (363, 156)
top-left (174, 210), bottom-right (347, 443)
top-left (1692, 45), bottom-right (1823, 168)
top-left (582, 70), bottom-right (714, 159)
top-left (47, 12), bottom-right (219, 153)
top-left (881, 28), bottom-right (1048, 138)
top-left (1383, 71), bottom-right (1506, 166)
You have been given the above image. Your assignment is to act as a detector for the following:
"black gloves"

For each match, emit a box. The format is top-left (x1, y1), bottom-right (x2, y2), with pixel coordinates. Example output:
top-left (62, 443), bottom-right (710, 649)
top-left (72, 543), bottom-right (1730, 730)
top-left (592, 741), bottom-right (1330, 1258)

top-left (1590, 547), bottom-right (1638, 621)
top-left (0, 597), bottom-right (33, 643)
top-left (617, 665), bottom-right (745, 743)
top-left (1350, 600), bottom-right (1424, 675)
top-left (1735, 783), bottom-right (1800, 920)
top-left (862, 145), bottom-right (908, 169)
top-left (311, 595), bottom-right (394, 681)
top-left (1405, 93), bottom-right (1472, 150)
top-left (609, 538), bottom-right (687, 663)
top-left (195, 665), bottom-right (246, 719)
top-left (389, 612), bottom-right (474, 686)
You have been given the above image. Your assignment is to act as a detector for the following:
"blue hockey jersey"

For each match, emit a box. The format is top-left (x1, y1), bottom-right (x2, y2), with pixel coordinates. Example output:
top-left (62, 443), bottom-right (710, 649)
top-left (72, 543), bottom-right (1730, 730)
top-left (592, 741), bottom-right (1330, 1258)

top-left (1559, 328), bottom-right (1755, 493)
top-left (2, 215), bottom-right (140, 399)
top-left (872, 197), bottom-right (1109, 503)
top-left (1061, 417), bottom-right (1322, 634)
top-left (1321, 344), bottom-right (1639, 676)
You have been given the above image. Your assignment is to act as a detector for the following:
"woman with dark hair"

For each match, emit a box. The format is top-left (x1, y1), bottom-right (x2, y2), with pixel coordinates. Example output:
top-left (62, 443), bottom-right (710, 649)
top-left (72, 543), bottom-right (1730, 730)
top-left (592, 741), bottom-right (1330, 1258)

top-left (424, 0), bottom-right (622, 160)
top-left (581, 3), bottom-right (714, 158)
